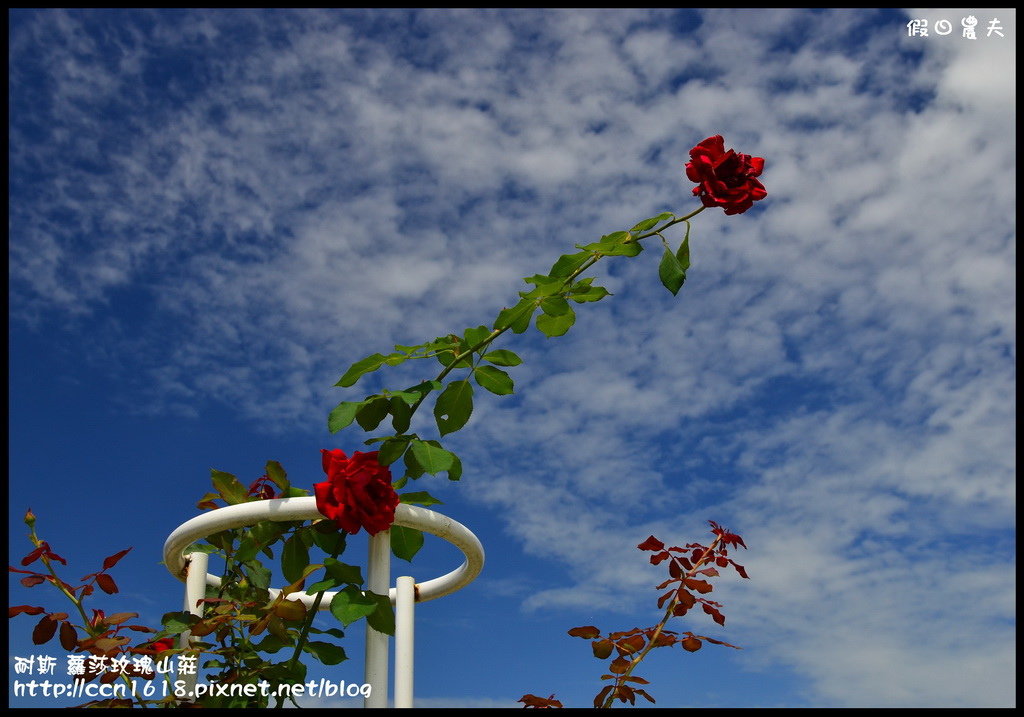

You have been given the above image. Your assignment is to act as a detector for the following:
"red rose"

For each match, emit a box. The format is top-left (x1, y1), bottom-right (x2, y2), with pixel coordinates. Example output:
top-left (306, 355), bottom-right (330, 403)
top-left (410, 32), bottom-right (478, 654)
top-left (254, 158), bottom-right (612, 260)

top-left (314, 449), bottom-right (399, 535)
top-left (685, 135), bottom-right (767, 215)
top-left (150, 638), bottom-right (175, 653)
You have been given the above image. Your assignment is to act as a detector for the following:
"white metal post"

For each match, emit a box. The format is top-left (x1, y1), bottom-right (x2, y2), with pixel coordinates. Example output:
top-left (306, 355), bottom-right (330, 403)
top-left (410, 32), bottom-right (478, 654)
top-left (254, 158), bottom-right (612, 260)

top-left (364, 530), bottom-right (391, 708)
top-left (180, 551), bottom-right (208, 700)
top-left (394, 576), bottom-right (415, 708)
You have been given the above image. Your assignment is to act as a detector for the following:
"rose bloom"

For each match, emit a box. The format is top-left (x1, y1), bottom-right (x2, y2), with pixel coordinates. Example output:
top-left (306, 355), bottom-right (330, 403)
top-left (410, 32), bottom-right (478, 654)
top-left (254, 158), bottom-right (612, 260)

top-left (685, 135), bottom-right (767, 215)
top-left (149, 638), bottom-right (175, 653)
top-left (314, 449), bottom-right (399, 535)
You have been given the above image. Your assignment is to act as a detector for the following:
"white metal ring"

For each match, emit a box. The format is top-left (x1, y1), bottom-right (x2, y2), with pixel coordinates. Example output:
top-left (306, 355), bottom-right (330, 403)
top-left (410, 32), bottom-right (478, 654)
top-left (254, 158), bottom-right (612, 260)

top-left (163, 498), bottom-right (484, 605)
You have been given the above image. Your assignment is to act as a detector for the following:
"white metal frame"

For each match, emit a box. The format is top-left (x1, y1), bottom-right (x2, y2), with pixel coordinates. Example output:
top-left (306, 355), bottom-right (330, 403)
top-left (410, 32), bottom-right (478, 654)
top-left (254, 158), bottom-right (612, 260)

top-left (163, 498), bottom-right (484, 708)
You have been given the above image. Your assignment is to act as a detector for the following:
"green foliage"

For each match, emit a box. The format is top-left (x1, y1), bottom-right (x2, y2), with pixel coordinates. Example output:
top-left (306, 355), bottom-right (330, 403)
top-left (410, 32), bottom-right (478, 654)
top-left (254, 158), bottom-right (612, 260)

top-left (330, 586), bottom-right (382, 629)
top-left (474, 365), bottom-right (515, 395)
top-left (658, 222), bottom-right (692, 296)
top-left (4, 462), bottom-right (401, 707)
top-left (328, 208), bottom-right (695, 472)
top-left (434, 379), bottom-right (474, 436)
top-left (390, 525), bottom-right (425, 563)
top-left (494, 298), bottom-right (537, 334)
top-left (536, 304), bottom-right (576, 338)
top-left (399, 491), bottom-right (444, 507)
top-left (408, 439), bottom-right (457, 476)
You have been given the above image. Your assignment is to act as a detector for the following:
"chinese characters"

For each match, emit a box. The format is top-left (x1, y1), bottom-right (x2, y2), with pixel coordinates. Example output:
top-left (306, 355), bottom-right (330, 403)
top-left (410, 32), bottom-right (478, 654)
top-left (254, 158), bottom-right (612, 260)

top-left (907, 15), bottom-right (1006, 39)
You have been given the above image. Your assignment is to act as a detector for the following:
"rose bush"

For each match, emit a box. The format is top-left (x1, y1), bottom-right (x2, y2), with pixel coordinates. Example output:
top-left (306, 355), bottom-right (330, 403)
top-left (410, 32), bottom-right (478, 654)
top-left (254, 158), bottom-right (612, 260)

top-left (685, 134), bottom-right (767, 215)
top-left (314, 449), bottom-right (400, 536)
top-left (11, 134), bottom-right (767, 707)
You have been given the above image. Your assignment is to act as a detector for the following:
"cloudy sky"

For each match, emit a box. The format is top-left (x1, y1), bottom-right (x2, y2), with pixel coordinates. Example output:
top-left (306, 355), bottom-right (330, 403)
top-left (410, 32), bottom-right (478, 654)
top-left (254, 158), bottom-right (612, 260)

top-left (8, 8), bottom-right (1015, 709)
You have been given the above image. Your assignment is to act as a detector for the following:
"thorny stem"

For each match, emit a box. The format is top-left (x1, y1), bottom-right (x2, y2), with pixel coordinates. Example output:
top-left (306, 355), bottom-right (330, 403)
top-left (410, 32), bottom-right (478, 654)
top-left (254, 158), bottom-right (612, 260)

top-left (599, 533), bottom-right (723, 709)
top-left (407, 206), bottom-right (705, 419)
top-left (275, 535), bottom-right (345, 708)
top-left (26, 524), bottom-right (93, 635)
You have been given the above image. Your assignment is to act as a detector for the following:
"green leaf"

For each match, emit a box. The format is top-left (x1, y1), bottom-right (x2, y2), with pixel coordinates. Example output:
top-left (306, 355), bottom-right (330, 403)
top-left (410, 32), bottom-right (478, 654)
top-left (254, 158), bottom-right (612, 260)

top-left (521, 279), bottom-right (568, 300)
top-left (246, 560), bottom-right (272, 591)
top-left (606, 241), bottom-right (643, 257)
top-left (235, 534), bottom-right (261, 562)
top-left (286, 563), bottom-right (325, 592)
top-left (205, 529), bottom-right (234, 552)
top-left (676, 224), bottom-right (691, 271)
top-left (389, 396), bottom-right (412, 433)
top-left (481, 349), bottom-right (522, 367)
top-left (252, 634), bottom-right (289, 654)
top-left (409, 440), bottom-right (456, 475)
top-left (160, 611), bottom-right (199, 634)
top-left (393, 343), bottom-right (425, 356)
top-left (463, 324), bottom-right (491, 347)
top-left (328, 400), bottom-right (365, 434)
top-left (377, 436), bottom-right (411, 467)
top-left (536, 306), bottom-right (576, 337)
top-left (312, 627), bottom-right (347, 641)
top-left (305, 576), bottom-right (342, 594)
top-left (521, 273), bottom-right (553, 287)
top-left (447, 453), bottom-right (463, 482)
top-left (310, 525), bottom-right (346, 556)
top-left (399, 491), bottom-right (444, 507)
top-left (434, 380), bottom-right (474, 436)
top-left (329, 586), bottom-right (379, 628)
top-left (249, 520), bottom-right (288, 554)
top-left (324, 557), bottom-right (364, 586)
top-left (403, 446), bottom-right (426, 480)
top-left (281, 534), bottom-right (310, 585)
top-left (568, 278), bottom-right (611, 304)
top-left (580, 232), bottom-right (643, 257)
top-left (390, 525), bottom-right (425, 562)
top-left (211, 469), bottom-right (249, 505)
top-left (549, 251), bottom-right (592, 278)
top-left (433, 335), bottom-right (472, 369)
top-left (365, 591), bottom-right (396, 636)
top-left (540, 296), bottom-right (571, 316)
top-left (402, 380), bottom-right (443, 401)
top-left (494, 298), bottom-right (538, 334)
top-left (356, 397), bottom-right (390, 432)
top-left (303, 641), bottom-right (348, 666)
top-left (658, 246), bottom-right (687, 296)
top-left (474, 365), bottom-right (514, 395)
top-left (264, 460), bottom-right (289, 491)
top-left (262, 660), bottom-right (306, 686)
top-left (630, 212), bottom-right (674, 233)
top-left (336, 353), bottom-right (388, 388)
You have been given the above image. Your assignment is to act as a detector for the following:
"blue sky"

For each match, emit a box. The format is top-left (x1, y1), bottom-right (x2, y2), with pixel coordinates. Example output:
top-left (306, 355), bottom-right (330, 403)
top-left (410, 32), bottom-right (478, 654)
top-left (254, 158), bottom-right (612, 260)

top-left (8, 8), bottom-right (1015, 709)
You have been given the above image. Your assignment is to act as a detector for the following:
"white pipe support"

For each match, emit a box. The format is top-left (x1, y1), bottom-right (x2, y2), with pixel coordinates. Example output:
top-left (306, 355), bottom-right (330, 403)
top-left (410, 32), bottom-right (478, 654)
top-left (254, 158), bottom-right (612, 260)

top-left (163, 498), bottom-right (485, 606)
top-left (163, 498), bottom-right (485, 709)
top-left (364, 530), bottom-right (391, 709)
top-left (394, 576), bottom-right (416, 708)
top-left (178, 550), bottom-right (208, 702)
